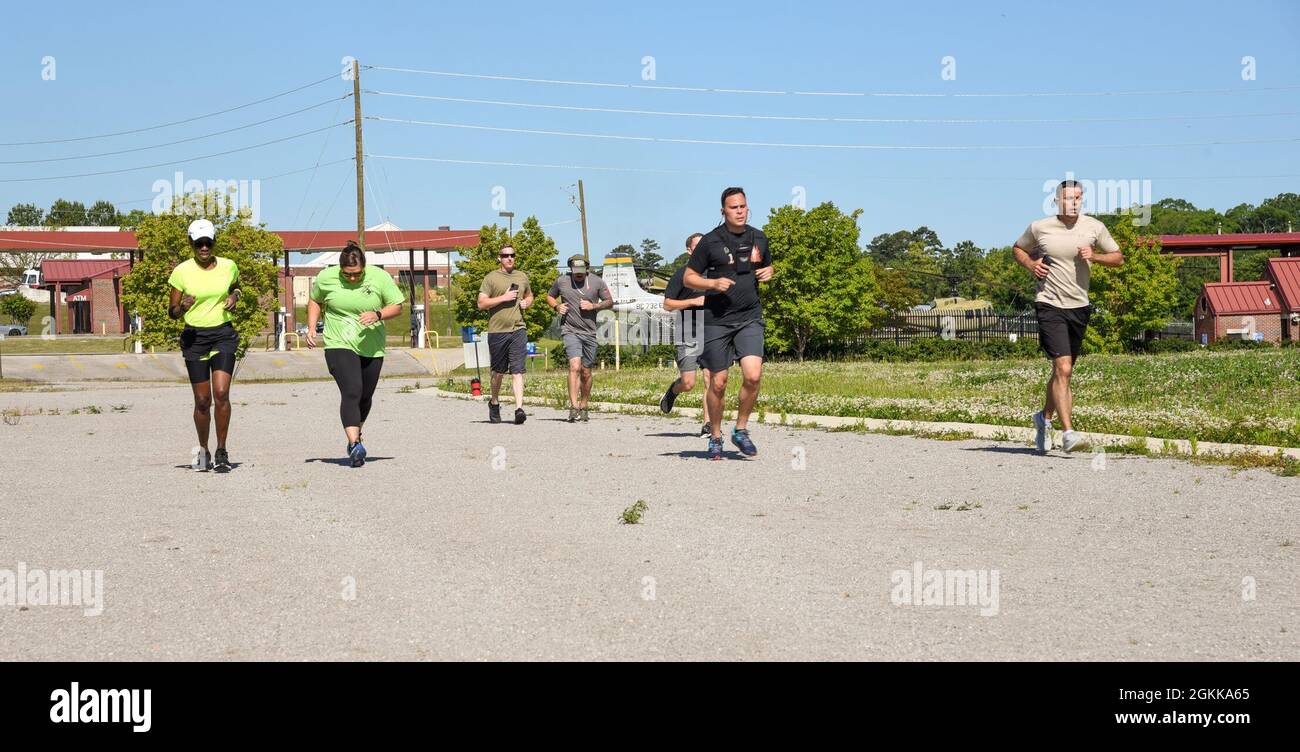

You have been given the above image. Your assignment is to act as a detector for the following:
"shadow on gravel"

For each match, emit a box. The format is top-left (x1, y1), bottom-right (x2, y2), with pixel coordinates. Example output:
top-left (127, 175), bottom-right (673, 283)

top-left (961, 446), bottom-right (1074, 458)
top-left (303, 457), bottom-right (395, 466)
top-left (645, 432), bottom-right (704, 438)
top-left (658, 450), bottom-right (753, 461)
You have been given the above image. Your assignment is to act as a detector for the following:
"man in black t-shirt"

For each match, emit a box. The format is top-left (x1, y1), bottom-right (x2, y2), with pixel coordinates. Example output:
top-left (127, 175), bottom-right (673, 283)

top-left (658, 232), bottom-right (711, 437)
top-left (683, 187), bottom-right (775, 460)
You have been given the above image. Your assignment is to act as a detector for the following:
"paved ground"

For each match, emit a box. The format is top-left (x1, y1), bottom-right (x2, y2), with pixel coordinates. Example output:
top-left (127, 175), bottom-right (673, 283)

top-left (1, 380), bottom-right (1296, 660)
top-left (0, 347), bottom-right (463, 382)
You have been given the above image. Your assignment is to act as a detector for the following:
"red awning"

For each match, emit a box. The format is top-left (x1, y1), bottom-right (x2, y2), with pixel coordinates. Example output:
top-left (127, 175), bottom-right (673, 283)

top-left (1202, 281), bottom-right (1281, 315)
top-left (65, 289), bottom-right (91, 303)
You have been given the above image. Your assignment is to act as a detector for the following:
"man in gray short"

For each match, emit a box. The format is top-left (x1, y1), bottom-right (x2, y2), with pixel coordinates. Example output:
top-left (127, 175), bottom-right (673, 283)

top-left (547, 254), bottom-right (612, 422)
top-left (659, 232), bottom-right (712, 437)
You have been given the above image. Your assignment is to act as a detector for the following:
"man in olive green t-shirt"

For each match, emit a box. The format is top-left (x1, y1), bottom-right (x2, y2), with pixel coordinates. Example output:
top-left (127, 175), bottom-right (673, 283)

top-left (1013, 180), bottom-right (1125, 454)
top-left (476, 245), bottom-right (534, 424)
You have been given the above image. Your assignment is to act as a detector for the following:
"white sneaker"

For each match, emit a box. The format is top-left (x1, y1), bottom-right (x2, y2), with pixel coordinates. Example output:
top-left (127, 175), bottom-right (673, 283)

top-left (192, 447), bottom-right (211, 472)
top-left (1062, 430), bottom-right (1090, 453)
top-left (1033, 411), bottom-right (1051, 453)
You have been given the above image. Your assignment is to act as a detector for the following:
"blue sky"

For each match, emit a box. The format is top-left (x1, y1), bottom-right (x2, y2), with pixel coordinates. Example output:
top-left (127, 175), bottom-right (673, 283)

top-left (2, 0), bottom-right (1297, 257)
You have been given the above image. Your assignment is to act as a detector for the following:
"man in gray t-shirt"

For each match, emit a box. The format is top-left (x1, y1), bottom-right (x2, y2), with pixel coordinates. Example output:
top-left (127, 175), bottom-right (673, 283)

top-left (547, 255), bottom-right (613, 421)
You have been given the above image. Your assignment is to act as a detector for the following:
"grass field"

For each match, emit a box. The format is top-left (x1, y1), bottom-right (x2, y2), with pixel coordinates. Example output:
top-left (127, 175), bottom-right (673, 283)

top-left (502, 349), bottom-right (1300, 448)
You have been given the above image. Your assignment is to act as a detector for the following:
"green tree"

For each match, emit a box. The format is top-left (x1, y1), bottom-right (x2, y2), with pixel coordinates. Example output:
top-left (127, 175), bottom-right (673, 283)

top-left (609, 243), bottom-right (635, 260)
top-left (117, 209), bottom-right (150, 230)
top-left (637, 237), bottom-right (663, 271)
top-left (44, 199), bottom-right (86, 227)
top-left (121, 192), bottom-right (281, 356)
top-left (87, 200), bottom-right (120, 226)
top-left (451, 217), bottom-right (559, 341)
top-left (940, 239), bottom-right (984, 299)
top-left (664, 252), bottom-right (692, 276)
top-left (1084, 219), bottom-right (1181, 353)
top-left (762, 202), bottom-right (882, 360)
top-left (1, 294), bottom-right (36, 325)
top-left (866, 226), bottom-right (942, 264)
top-left (974, 246), bottom-right (1036, 311)
top-left (6, 203), bottom-right (44, 226)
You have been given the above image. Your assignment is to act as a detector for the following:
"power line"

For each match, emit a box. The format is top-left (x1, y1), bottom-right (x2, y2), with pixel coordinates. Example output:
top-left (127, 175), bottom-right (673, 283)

top-left (367, 152), bottom-right (1300, 181)
top-left (366, 64), bottom-right (1300, 99)
top-left (0, 122), bottom-right (353, 183)
top-left (0, 72), bottom-right (345, 147)
top-left (367, 152), bottom-right (726, 176)
top-left (0, 95), bottom-right (350, 165)
top-left (366, 115), bottom-right (1300, 151)
top-left (365, 89), bottom-right (1299, 126)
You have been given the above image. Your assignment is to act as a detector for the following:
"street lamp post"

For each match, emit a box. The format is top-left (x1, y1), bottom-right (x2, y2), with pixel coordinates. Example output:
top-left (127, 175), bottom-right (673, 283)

top-left (498, 211), bottom-right (515, 236)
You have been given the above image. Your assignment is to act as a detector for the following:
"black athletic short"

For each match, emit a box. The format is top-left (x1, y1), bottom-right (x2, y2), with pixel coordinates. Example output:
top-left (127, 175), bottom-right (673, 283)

top-left (1035, 303), bottom-right (1091, 360)
top-left (179, 323), bottom-right (239, 383)
top-left (488, 328), bottom-right (528, 374)
top-left (699, 318), bottom-right (763, 372)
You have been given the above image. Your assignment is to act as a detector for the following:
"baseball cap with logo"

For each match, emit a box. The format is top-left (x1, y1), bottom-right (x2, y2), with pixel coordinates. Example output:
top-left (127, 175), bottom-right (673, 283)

top-left (568, 255), bottom-right (589, 272)
top-left (188, 219), bottom-right (216, 243)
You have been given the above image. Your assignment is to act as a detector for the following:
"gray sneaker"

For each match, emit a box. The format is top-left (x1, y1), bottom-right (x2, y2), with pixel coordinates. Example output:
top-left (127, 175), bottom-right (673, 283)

top-left (1033, 411), bottom-right (1051, 453)
top-left (568, 407), bottom-right (578, 423)
top-left (1062, 430), bottom-right (1090, 453)
top-left (579, 408), bottom-right (589, 422)
top-left (192, 447), bottom-right (211, 472)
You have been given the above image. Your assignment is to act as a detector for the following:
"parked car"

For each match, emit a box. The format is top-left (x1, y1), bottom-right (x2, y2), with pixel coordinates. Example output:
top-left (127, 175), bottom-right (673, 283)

top-left (2, 324), bottom-right (28, 336)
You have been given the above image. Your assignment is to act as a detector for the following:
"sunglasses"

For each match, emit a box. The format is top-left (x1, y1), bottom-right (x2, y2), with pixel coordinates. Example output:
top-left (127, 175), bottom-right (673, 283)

top-left (341, 269), bottom-right (364, 280)
top-left (499, 253), bottom-right (515, 259)
top-left (192, 240), bottom-right (213, 250)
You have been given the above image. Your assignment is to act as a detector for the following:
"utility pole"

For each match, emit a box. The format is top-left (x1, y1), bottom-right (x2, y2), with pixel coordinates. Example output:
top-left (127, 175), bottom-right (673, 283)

top-left (353, 58), bottom-right (365, 250)
top-left (578, 179), bottom-right (590, 264)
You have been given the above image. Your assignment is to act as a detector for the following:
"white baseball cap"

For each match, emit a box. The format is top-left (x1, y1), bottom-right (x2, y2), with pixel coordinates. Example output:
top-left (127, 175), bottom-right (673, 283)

top-left (187, 219), bottom-right (216, 242)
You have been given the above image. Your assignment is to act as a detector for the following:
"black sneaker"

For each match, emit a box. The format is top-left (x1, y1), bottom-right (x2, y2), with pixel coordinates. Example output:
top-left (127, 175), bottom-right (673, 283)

top-left (349, 441), bottom-right (367, 467)
top-left (568, 407), bottom-right (577, 423)
top-left (579, 408), bottom-right (589, 422)
top-left (731, 428), bottom-right (758, 457)
top-left (213, 448), bottom-right (231, 473)
top-left (488, 401), bottom-right (501, 423)
top-left (699, 423), bottom-right (711, 438)
top-left (659, 383), bottom-right (678, 414)
top-left (514, 408), bottom-right (526, 425)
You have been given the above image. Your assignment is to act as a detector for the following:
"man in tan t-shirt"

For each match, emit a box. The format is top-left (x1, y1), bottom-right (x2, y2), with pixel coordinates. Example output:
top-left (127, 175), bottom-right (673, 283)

top-left (477, 245), bottom-right (533, 424)
top-left (1013, 180), bottom-right (1124, 454)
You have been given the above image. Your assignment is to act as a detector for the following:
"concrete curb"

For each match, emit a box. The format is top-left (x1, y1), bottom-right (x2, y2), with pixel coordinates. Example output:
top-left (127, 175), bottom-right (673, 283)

top-left (421, 385), bottom-right (1300, 462)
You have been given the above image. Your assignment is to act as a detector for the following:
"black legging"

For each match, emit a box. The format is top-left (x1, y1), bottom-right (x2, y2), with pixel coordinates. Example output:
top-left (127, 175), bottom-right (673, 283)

top-left (324, 349), bottom-right (383, 427)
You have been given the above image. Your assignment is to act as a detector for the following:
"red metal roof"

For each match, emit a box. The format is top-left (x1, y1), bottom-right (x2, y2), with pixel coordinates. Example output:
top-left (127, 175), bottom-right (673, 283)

top-left (1157, 232), bottom-right (1300, 251)
top-left (40, 259), bottom-right (131, 283)
top-left (1266, 256), bottom-right (1300, 312)
top-left (1201, 281), bottom-right (1282, 315)
top-left (0, 229), bottom-right (479, 252)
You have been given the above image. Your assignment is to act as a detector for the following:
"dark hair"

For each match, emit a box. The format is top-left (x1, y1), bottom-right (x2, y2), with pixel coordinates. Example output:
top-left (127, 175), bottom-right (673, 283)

top-left (1057, 180), bottom-right (1083, 195)
top-left (339, 240), bottom-right (366, 268)
top-left (721, 187), bottom-right (746, 206)
top-left (685, 232), bottom-right (704, 249)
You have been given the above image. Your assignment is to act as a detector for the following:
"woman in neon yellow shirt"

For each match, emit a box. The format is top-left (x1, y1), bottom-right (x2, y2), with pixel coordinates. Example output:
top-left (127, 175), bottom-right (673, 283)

top-left (167, 219), bottom-right (242, 473)
top-left (306, 241), bottom-right (405, 467)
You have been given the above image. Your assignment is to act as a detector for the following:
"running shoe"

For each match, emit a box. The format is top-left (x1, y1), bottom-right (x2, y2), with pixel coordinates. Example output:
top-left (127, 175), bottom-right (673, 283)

top-left (1033, 411), bottom-right (1051, 454)
top-left (488, 401), bottom-right (501, 423)
top-left (1062, 430), bottom-right (1089, 453)
top-left (349, 441), bottom-right (367, 467)
top-left (580, 409), bottom-right (589, 422)
top-left (659, 383), bottom-right (678, 414)
top-left (568, 407), bottom-right (578, 423)
top-left (731, 427), bottom-right (758, 457)
top-left (213, 448), bottom-right (231, 473)
top-left (700, 423), bottom-right (711, 438)
top-left (707, 436), bottom-right (724, 461)
top-left (192, 447), bottom-right (211, 472)
top-left (514, 407), bottom-right (527, 425)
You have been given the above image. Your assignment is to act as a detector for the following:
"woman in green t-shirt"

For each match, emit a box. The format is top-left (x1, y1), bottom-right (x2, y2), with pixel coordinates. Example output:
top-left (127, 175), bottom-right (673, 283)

top-left (167, 219), bottom-right (242, 473)
top-left (306, 241), bottom-right (405, 467)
